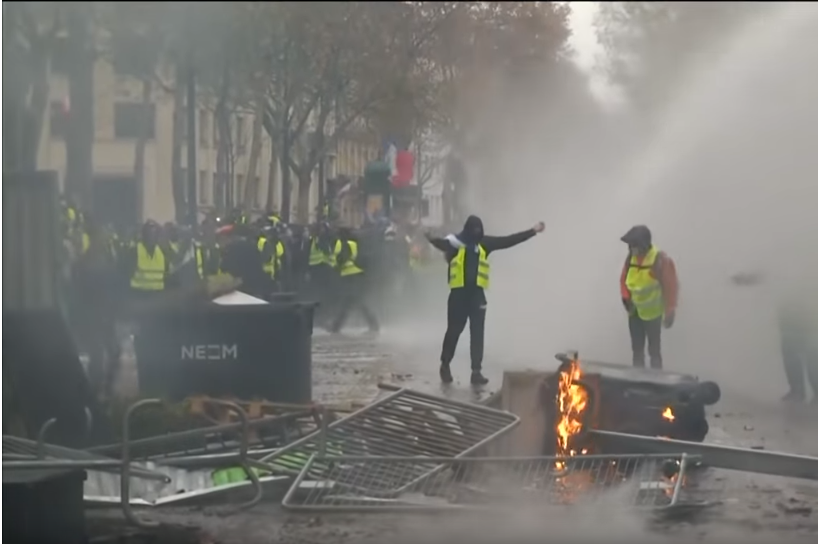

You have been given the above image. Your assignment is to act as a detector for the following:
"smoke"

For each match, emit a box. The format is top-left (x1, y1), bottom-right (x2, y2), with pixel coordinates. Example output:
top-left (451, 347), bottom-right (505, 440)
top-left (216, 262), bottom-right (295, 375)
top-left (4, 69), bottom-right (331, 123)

top-left (454, 2), bottom-right (818, 401)
top-left (391, 479), bottom-right (659, 544)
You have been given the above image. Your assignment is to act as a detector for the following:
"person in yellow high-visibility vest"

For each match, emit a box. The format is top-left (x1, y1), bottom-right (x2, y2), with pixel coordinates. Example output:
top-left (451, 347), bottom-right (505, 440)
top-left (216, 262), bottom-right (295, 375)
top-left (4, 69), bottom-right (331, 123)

top-left (307, 222), bottom-right (336, 312)
top-left (620, 225), bottom-right (679, 370)
top-left (258, 230), bottom-right (285, 289)
top-left (329, 228), bottom-right (379, 334)
top-left (128, 221), bottom-right (170, 295)
top-left (427, 215), bottom-right (544, 386)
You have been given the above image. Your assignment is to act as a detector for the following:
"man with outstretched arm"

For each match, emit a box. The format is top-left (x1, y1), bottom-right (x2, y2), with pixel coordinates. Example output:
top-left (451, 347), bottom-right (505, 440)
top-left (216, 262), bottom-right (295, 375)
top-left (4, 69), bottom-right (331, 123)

top-left (427, 215), bottom-right (545, 386)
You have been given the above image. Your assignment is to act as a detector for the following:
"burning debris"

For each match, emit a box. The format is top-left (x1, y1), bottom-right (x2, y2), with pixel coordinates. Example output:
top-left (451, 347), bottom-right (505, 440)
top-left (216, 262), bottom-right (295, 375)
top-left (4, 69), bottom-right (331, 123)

top-left (554, 356), bottom-right (590, 468)
top-left (544, 352), bottom-right (718, 451)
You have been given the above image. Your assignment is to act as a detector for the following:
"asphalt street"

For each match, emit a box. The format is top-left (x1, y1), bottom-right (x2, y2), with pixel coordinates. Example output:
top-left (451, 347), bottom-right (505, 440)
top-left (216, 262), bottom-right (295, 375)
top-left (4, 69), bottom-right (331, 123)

top-left (133, 328), bottom-right (818, 544)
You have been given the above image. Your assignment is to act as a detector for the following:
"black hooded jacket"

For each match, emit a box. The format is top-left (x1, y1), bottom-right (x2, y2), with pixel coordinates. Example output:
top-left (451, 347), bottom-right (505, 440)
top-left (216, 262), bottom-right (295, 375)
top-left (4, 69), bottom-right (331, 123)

top-left (428, 215), bottom-right (536, 296)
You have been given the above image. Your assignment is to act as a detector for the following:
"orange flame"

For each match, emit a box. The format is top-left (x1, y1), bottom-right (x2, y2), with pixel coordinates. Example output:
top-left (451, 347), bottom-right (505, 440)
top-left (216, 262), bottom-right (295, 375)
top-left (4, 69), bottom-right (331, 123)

top-left (662, 407), bottom-right (675, 422)
top-left (555, 358), bottom-right (589, 469)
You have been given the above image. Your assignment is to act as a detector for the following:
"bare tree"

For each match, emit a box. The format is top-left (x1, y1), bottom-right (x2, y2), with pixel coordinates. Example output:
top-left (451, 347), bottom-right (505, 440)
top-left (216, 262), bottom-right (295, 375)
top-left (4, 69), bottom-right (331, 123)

top-left (2, 3), bottom-right (62, 172)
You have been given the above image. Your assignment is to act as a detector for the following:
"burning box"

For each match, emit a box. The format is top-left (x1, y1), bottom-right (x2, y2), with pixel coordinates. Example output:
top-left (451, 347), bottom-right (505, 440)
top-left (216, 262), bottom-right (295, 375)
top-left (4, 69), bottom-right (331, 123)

top-left (483, 352), bottom-right (719, 460)
top-left (540, 353), bottom-right (718, 459)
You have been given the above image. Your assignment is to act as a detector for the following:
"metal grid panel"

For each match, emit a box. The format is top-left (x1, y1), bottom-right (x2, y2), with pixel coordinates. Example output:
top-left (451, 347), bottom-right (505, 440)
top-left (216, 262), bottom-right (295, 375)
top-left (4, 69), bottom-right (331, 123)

top-left (257, 389), bottom-right (520, 493)
top-left (83, 464), bottom-right (290, 506)
top-left (87, 408), bottom-right (318, 462)
top-left (2, 436), bottom-right (165, 480)
top-left (282, 454), bottom-right (694, 512)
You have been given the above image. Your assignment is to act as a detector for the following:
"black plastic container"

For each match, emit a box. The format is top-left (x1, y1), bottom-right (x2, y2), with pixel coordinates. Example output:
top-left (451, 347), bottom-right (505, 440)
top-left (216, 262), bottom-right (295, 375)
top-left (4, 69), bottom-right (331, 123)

top-left (134, 300), bottom-right (316, 404)
top-left (3, 310), bottom-right (103, 447)
top-left (3, 468), bottom-right (87, 544)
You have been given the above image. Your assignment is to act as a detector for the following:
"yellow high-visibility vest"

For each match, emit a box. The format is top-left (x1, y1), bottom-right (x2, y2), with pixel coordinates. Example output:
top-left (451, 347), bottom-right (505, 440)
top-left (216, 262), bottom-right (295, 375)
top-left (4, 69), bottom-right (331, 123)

top-left (130, 243), bottom-right (166, 291)
top-left (624, 245), bottom-right (665, 321)
top-left (257, 238), bottom-right (284, 278)
top-left (309, 238), bottom-right (336, 267)
top-left (195, 243), bottom-right (221, 278)
top-left (334, 240), bottom-right (363, 277)
top-left (449, 245), bottom-right (490, 289)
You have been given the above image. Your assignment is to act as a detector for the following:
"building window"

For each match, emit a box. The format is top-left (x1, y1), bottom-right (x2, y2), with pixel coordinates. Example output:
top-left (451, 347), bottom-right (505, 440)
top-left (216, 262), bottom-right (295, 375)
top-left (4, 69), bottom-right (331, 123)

top-left (252, 176), bottom-right (261, 208)
top-left (198, 170), bottom-right (209, 205)
top-left (235, 115), bottom-right (246, 155)
top-left (114, 102), bottom-right (156, 139)
top-left (213, 116), bottom-right (220, 147)
top-left (179, 110), bottom-right (188, 142)
top-left (199, 109), bottom-right (209, 147)
top-left (49, 100), bottom-right (69, 139)
top-left (235, 174), bottom-right (245, 205)
top-left (51, 37), bottom-right (70, 75)
top-left (421, 198), bottom-right (430, 218)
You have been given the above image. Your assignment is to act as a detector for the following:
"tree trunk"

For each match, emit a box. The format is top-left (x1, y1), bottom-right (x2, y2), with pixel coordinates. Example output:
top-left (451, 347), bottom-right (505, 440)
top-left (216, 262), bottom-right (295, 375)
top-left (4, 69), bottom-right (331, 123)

top-left (2, 7), bottom-right (51, 172)
top-left (222, 113), bottom-right (234, 210)
top-left (64, 7), bottom-right (95, 207)
top-left (214, 65), bottom-right (231, 214)
top-left (243, 101), bottom-right (264, 210)
top-left (295, 169), bottom-right (313, 224)
top-left (215, 129), bottom-right (227, 213)
top-left (3, 64), bottom-right (29, 172)
top-left (2, 6), bottom-right (25, 171)
top-left (133, 78), bottom-right (152, 223)
top-left (171, 64), bottom-right (187, 223)
top-left (21, 41), bottom-right (51, 172)
top-left (217, 113), bottom-right (233, 211)
top-left (279, 139), bottom-right (292, 223)
top-left (266, 147), bottom-right (278, 212)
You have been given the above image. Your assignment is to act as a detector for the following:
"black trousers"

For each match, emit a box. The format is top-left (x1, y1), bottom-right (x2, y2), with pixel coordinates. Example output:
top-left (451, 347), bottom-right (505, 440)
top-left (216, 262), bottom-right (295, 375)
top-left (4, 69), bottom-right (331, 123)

top-left (628, 315), bottom-right (663, 369)
top-left (74, 307), bottom-right (121, 394)
top-left (440, 290), bottom-right (486, 371)
top-left (780, 333), bottom-right (818, 399)
top-left (331, 273), bottom-right (379, 333)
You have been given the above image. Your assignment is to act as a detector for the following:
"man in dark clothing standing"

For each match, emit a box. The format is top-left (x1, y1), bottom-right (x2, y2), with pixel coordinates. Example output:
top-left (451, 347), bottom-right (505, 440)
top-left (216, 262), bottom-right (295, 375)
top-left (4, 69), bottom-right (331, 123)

top-left (427, 215), bottom-right (545, 385)
top-left (220, 224), bottom-right (269, 299)
top-left (330, 228), bottom-right (380, 334)
top-left (72, 217), bottom-right (121, 395)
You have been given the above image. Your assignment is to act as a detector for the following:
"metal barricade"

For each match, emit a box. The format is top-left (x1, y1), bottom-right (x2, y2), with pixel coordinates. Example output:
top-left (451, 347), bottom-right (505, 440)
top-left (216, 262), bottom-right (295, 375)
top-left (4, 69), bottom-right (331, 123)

top-left (281, 453), bottom-right (695, 513)
top-left (255, 388), bottom-right (520, 494)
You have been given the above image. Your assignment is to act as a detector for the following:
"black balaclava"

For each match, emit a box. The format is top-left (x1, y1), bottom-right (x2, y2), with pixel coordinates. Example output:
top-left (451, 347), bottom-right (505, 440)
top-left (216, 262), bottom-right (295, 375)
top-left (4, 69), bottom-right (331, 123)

top-left (459, 215), bottom-right (484, 246)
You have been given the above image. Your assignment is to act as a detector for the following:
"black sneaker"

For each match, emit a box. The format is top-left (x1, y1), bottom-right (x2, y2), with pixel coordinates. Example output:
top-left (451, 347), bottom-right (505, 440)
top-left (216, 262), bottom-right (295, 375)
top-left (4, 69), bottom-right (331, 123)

top-left (440, 364), bottom-right (453, 384)
top-left (470, 371), bottom-right (489, 386)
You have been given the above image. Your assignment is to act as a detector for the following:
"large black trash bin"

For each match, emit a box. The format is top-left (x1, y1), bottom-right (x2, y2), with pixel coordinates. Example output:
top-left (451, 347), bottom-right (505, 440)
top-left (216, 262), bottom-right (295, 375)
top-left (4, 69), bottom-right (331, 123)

top-left (134, 298), bottom-right (316, 404)
top-left (3, 468), bottom-right (87, 544)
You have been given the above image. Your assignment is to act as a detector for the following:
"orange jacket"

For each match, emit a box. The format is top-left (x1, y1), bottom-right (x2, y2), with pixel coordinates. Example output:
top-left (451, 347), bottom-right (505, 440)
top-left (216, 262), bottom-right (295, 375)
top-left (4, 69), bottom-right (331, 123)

top-left (620, 251), bottom-right (679, 314)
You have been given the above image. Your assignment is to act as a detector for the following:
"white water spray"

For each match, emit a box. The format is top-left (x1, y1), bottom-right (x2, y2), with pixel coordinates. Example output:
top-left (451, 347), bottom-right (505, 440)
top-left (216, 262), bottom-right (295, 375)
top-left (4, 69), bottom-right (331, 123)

top-left (472, 2), bottom-right (818, 401)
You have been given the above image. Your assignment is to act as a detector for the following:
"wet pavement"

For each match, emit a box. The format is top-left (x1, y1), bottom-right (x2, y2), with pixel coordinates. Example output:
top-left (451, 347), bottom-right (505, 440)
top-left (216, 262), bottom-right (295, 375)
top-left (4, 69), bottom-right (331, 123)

top-left (111, 328), bottom-right (818, 543)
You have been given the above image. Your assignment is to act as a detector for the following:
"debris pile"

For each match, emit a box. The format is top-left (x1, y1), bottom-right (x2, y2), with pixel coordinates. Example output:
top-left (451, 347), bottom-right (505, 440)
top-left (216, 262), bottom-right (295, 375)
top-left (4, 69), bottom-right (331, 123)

top-left (6, 356), bottom-right (818, 538)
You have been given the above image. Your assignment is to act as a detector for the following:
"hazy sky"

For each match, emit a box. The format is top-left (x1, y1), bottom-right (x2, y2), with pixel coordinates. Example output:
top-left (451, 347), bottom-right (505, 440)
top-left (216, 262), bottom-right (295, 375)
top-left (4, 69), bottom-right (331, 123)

top-left (568, 2), bottom-right (618, 103)
top-left (568, 1), bottom-right (602, 70)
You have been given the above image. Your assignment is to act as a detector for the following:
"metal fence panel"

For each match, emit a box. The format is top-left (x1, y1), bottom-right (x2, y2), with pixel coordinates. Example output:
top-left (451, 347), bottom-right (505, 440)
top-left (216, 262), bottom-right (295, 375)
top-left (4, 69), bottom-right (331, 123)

top-left (2, 436), bottom-right (166, 481)
top-left (282, 454), bottom-right (695, 512)
top-left (257, 389), bottom-right (520, 494)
